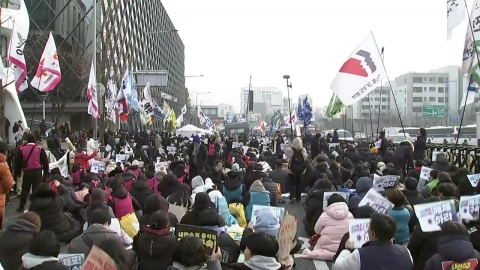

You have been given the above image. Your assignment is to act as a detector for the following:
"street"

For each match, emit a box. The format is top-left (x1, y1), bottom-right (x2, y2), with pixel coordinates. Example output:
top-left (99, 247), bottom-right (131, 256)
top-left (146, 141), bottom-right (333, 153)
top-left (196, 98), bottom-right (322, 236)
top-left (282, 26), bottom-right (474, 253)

top-left (3, 197), bottom-right (333, 270)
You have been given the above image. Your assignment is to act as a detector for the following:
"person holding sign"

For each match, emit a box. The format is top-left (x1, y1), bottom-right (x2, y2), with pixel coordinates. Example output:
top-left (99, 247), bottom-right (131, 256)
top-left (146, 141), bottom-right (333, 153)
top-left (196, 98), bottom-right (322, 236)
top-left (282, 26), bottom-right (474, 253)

top-left (423, 222), bottom-right (480, 270)
top-left (335, 213), bottom-right (413, 270)
top-left (386, 190), bottom-right (411, 245)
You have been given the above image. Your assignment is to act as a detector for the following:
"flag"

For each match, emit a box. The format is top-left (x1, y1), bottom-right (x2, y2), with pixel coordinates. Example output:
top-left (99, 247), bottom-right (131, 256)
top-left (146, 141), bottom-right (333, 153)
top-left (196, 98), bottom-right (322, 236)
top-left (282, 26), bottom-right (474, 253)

top-left (462, 0), bottom-right (480, 86)
top-left (303, 96), bottom-right (313, 126)
top-left (297, 98), bottom-right (304, 121)
top-left (447, 0), bottom-right (466, 40)
top-left (461, 75), bottom-right (477, 108)
top-left (330, 32), bottom-right (386, 106)
top-left (176, 114), bottom-right (184, 127)
top-left (163, 100), bottom-right (171, 122)
top-left (181, 104), bottom-right (187, 115)
top-left (289, 112), bottom-right (295, 124)
top-left (106, 76), bottom-right (117, 124)
top-left (127, 72), bottom-right (138, 112)
top-left (325, 94), bottom-right (346, 120)
top-left (170, 109), bottom-right (177, 130)
top-left (0, 57), bottom-right (7, 80)
top-left (116, 69), bottom-right (130, 122)
top-left (7, 25), bottom-right (28, 94)
top-left (86, 61), bottom-right (99, 119)
top-left (197, 103), bottom-right (205, 124)
top-left (30, 32), bottom-right (61, 92)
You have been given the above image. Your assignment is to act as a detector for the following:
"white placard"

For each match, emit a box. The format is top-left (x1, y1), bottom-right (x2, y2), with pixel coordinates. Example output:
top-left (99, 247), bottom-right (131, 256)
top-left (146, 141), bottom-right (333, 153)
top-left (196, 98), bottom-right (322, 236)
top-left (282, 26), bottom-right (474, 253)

top-left (374, 140), bottom-right (382, 148)
top-left (116, 154), bottom-right (126, 163)
top-left (420, 166), bottom-right (433, 180)
top-left (323, 192), bottom-right (349, 210)
top-left (459, 195), bottom-right (480, 222)
top-left (251, 205), bottom-right (284, 225)
top-left (467, 174), bottom-right (480, 187)
top-left (155, 161), bottom-right (168, 172)
top-left (372, 175), bottom-right (399, 192)
top-left (414, 200), bottom-right (457, 232)
top-left (90, 160), bottom-right (106, 174)
top-left (358, 188), bottom-right (394, 213)
top-left (157, 157), bottom-right (161, 163)
top-left (233, 142), bottom-right (242, 148)
top-left (167, 146), bottom-right (177, 153)
top-left (105, 144), bottom-right (112, 152)
top-left (348, 219), bottom-right (370, 248)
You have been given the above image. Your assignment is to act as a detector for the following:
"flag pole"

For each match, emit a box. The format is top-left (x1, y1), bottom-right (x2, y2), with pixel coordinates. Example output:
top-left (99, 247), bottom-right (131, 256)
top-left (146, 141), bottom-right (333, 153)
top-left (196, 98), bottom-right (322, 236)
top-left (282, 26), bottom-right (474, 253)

top-left (92, 0), bottom-right (97, 140)
top-left (454, 83), bottom-right (470, 153)
top-left (370, 33), bottom-right (406, 139)
top-left (376, 47), bottom-right (385, 138)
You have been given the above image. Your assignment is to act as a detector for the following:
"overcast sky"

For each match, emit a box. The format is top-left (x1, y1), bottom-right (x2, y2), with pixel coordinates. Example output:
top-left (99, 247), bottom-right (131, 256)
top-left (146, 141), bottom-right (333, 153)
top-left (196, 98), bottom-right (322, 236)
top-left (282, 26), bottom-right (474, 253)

top-left (162, 0), bottom-right (472, 111)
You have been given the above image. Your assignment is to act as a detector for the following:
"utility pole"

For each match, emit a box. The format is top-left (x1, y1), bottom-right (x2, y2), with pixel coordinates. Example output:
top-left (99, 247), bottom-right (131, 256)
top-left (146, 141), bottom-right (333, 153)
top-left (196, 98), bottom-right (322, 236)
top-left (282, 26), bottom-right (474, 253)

top-left (283, 75), bottom-right (293, 138)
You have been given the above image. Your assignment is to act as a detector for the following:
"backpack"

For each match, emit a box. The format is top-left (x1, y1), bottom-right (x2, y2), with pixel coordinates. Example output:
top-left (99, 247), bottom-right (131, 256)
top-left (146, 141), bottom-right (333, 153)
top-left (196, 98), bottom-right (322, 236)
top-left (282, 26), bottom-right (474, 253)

top-left (289, 148), bottom-right (306, 175)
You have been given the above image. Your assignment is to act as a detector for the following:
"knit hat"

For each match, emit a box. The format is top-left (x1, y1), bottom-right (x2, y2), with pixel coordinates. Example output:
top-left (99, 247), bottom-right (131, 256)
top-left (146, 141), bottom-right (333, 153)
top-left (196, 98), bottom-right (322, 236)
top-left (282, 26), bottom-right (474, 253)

top-left (193, 135), bottom-right (201, 143)
top-left (370, 147), bottom-right (378, 154)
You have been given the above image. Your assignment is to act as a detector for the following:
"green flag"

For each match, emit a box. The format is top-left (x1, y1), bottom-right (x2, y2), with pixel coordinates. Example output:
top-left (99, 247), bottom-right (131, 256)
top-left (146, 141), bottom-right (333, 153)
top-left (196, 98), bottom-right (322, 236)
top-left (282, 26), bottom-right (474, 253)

top-left (325, 94), bottom-right (345, 120)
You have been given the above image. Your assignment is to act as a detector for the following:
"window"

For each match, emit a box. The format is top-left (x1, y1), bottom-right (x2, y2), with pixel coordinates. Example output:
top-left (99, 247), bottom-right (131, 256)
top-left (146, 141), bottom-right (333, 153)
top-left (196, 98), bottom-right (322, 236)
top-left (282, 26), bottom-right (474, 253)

top-left (438, 87), bottom-right (445, 93)
top-left (374, 97), bottom-right (380, 101)
top-left (382, 105), bottom-right (387, 109)
top-left (429, 77), bottom-right (436, 82)
top-left (361, 113), bottom-right (369, 118)
top-left (413, 87), bottom-right (422, 93)
top-left (438, 77), bottom-right (445, 83)
top-left (374, 105), bottom-right (379, 109)
top-left (429, 97), bottom-right (436, 102)
top-left (382, 90), bottom-right (388, 94)
top-left (424, 97), bottom-right (427, 101)
top-left (382, 98), bottom-right (387, 102)
top-left (413, 97), bottom-right (423, 102)
top-left (438, 97), bottom-right (445, 102)
top-left (413, 77), bottom-right (423, 83)
top-left (413, 107), bottom-right (423, 112)
top-left (446, 97), bottom-right (449, 102)
top-left (362, 105), bottom-right (369, 109)
top-left (429, 87), bottom-right (436, 92)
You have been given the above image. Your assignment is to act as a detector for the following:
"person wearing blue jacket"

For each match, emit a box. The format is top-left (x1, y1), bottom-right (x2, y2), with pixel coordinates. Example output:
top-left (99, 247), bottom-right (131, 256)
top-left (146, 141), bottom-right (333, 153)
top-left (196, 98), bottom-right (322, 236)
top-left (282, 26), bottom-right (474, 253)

top-left (386, 189), bottom-right (411, 245)
top-left (241, 180), bottom-right (275, 222)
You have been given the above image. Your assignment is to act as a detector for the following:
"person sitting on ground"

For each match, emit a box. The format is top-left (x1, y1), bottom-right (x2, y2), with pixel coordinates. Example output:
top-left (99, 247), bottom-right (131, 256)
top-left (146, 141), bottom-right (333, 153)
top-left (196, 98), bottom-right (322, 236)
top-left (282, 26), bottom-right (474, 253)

top-left (19, 230), bottom-right (70, 270)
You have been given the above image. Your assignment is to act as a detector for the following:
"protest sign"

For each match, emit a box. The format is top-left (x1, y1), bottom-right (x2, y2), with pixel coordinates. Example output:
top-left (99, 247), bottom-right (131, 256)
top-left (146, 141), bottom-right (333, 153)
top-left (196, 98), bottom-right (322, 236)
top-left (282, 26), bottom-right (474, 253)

top-left (105, 145), bottom-right (112, 153)
top-left (420, 166), bottom-right (433, 180)
top-left (441, 259), bottom-right (478, 270)
top-left (233, 142), bottom-right (242, 148)
top-left (90, 160), bottom-right (105, 174)
top-left (280, 144), bottom-right (286, 151)
top-left (276, 213), bottom-right (297, 266)
top-left (155, 161), bottom-right (168, 172)
top-left (115, 154), bottom-right (126, 163)
top-left (175, 224), bottom-right (217, 255)
top-left (167, 146), bottom-right (177, 153)
top-left (459, 195), bottom-right (480, 222)
top-left (374, 140), bottom-right (382, 148)
top-left (59, 254), bottom-right (84, 270)
top-left (81, 245), bottom-right (115, 270)
top-left (414, 200), bottom-right (457, 232)
top-left (348, 219), bottom-right (370, 248)
top-left (358, 188), bottom-right (394, 213)
top-left (251, 205), bottom-right (284, 225)
top-left (323, 192), bottom-right (349, 210)
top-left (372, 175), bottom-right (399, 192)
top-left (467, 174), bottom-right (480, 187)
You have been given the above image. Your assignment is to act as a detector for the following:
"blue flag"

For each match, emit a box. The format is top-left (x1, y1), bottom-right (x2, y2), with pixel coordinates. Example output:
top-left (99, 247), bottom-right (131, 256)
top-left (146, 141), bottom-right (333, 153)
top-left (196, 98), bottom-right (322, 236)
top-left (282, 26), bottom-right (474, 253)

top-left (303, 96), bottom-right (313, 126)
top-left (128, 72), bottom-right (139, 112)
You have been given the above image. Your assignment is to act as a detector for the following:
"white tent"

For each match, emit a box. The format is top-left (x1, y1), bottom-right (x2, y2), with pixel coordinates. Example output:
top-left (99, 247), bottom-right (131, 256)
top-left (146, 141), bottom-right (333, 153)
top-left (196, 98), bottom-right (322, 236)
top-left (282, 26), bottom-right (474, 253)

top-left (176, 124), bottom-right (206, 137)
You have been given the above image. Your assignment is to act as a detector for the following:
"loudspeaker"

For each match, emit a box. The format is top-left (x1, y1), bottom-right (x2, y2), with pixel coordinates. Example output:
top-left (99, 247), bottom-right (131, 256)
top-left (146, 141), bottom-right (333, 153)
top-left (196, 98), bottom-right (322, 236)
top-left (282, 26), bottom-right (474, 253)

top-left (248, 90), bottom-right (253, 112)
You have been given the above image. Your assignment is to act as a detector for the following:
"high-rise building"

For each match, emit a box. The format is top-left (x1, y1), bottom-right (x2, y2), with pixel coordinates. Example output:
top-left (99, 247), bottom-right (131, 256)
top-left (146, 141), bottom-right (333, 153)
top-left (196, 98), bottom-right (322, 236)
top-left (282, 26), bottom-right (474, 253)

top-left (240, 87), bottom-right (283, 116)
top-left (218, 103), bottom-right (235, 119)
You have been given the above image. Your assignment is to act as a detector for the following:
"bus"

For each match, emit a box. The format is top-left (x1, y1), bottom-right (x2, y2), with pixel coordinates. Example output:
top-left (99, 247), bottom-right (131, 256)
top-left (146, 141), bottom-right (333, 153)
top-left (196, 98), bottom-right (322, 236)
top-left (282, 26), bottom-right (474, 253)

top-left (384, 127), bottom-right (420, 139)
top-left (425, 126), bottom-right (456, 144)
top-left (456, 124), bottom-right (477, 146)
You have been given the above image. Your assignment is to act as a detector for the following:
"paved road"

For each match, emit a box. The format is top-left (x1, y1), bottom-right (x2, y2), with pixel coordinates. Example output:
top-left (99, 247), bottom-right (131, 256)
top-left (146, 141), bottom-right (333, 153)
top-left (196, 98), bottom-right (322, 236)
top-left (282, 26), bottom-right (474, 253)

top-left (3, 197), bottom-right (333, 270)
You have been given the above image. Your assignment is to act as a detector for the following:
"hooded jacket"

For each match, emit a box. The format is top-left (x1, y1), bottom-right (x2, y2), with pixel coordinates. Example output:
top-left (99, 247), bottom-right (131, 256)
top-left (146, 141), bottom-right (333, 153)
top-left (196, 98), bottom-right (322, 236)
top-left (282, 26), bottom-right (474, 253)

top-left (348, 177), bottom-right (373, 215)
top-left (0, 219), bottom-right (39, 270)
top-left (134, 226), bottom-right (177, 270)
top-left (302, 202), bottom-right (353, 260)
top-left (208, 190), bottom-right (238, 226)
top-left (424, 235), bottom-right (480, 270)
top-left (67, 224), bottom-right (124, 257)
top-left (130, 177), bottom-right (154, 211)
top-left (18, 254), bottom-right (68, 270)
top-left (138, 194), bottom-right (178, 228)
top-left (303, 181), bottom-right (335, 236)
top-left (121, 171), bottom-right (136, 192)
top-left (107, 185), bottom-right (142, 219)
top-left (242, 180), bottom-right (274, 222)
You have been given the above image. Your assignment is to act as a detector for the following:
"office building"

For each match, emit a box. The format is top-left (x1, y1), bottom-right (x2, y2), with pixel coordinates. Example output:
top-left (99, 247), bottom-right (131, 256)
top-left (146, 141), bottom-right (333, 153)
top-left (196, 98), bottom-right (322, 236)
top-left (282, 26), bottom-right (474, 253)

top-left (218, 103), bottom-right (235, 119)
top-left (240, 87), bottom-right (283, 116)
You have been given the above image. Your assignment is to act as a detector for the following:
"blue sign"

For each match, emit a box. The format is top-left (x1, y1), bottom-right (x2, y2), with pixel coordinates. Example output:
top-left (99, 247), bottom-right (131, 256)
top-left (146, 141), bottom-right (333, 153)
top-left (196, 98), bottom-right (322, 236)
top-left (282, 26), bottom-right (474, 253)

top-left (454, 115), bottom-right (461, 121)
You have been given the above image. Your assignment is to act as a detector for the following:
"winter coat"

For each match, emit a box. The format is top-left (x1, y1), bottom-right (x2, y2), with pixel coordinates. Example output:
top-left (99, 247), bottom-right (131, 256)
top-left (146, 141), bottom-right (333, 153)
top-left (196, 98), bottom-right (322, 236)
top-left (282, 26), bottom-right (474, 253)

top-left (73, 151), bottom-right (97, 171)
top-left (18, 254), bottom-right (69, 270)
top-left (269, 168), bottom-right (289, 195)
top-left (303, 188), bottom-right (331, 236)
top-left (413, 136), bottom-right (426, 160)
top-left (67, 224), bottom-right (124, 257)
top-left (28, 185), bottom-right (81, 243)
top-left (130, 179), bottom-right (154, 211)
top-left (387, 206), bottom-right (411, 245)
top-left (241, 180), bottom-right (274, 222)
top-left (402, 189), bottom-right (426, 232)
top-left (133, 226), bottom-right (177, 270)
top-left (308, 163), bottom-right (333, 188)
top-left (0, 219), bottom-right (39, 270)
top-left (0, 153), bottom-right (13, 225)
top-left (348, 177), bottom-right (373, 216)
top-left (408, 225), bottom-right (441, 270)
top-left (139, 194), bottom-right (178, 228)
top-left (424, 235), bottom-right (480, 270)
top-left (301, 202), bottom-right (353, 260)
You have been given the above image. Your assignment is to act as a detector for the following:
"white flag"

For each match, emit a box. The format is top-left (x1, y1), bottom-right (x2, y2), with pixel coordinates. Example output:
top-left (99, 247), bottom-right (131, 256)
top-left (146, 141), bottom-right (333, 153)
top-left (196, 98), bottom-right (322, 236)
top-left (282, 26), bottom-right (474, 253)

top-left (330, 32), bottom-right (386, 106)
top-left (106, 77), bottom-right (117, 124)
top-left (461, 76), bottom-right (477, 108)
top-left (176, 114), bottom-right (184, 126)
top-left (7, 25), bottom-right (28, 93)
top-left (462, 0), bottom-right (480, 76)
top-left (86, 61), bottom-right (99, 119)
top-left (447, 0), bottom-right (466, 40)
top-left (30, 32), bottom-right (61, 92)
top-left (181, 104), bottom-right (187, 115)
top-left (0, 57), bottom-right (7, 80)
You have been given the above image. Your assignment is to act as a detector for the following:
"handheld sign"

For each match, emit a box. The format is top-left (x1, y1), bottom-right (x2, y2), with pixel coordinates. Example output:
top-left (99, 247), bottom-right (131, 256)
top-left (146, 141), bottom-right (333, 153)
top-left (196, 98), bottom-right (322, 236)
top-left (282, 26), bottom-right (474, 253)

top-left (58, 254), bottom-right (84, 270)
top-left (167, 146), bottom-right (177, 153)
top-left (251, 205), bottom-right (284, 225)
top-left (349, 219), bottom-right (370, 248)
top-left (467, 174), bottom-right (480, 187)
top-left (323, 192), bottom-right (349, 210)
top-left (90, 160), bottom-right (105, 174)
top-left (374, 140), bottom-right (382, 148)
top-left (105, 145), bottom-right (112, 153)
top-left (155, 161), bottom-right (168, 172)
top-left (115, 154), bottom-right (126, 163)
top-left (441, 259), bottom-right (478, 270)
top-left (81, 245), bottom-right (115, 270)
top-left (175, 224), bottom-right (218, 256)
top-left (358, 188), bottom-right (394, 213)
top-left (459, 195), bottom-right (480, 222)
top-left (276, 213), bottom-right (297, 267)
top-left (372, 175), bottom-right (399, 192)
top-left (414, 200), bottom-right (457, 232)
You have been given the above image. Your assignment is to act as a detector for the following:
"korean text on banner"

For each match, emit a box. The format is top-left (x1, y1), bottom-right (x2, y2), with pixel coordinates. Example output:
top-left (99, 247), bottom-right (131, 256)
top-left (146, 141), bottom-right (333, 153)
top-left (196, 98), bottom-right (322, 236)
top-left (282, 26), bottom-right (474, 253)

top-left (58, 254), bottom-right (84, 270)
top-left (459, 194), bottom-right (480, 222)
top-left (80, 245), bottom-right (115, 270)
top-left (175, 224), bottom-right (218, 255)
top-left (323, 192), bottom-right (349, 210)
top-left (349, 219), bottom-right (370, 248)
top-left (276, 213), bottom-right (297, 265)
top-left (413, 200), bottom-right (458, 232)
top-left (358, 188), bottom-right (394, 213)
top-left (372, 175), bottom-right (399, 192)
top-left (330, 32), bottom-right (387, 106)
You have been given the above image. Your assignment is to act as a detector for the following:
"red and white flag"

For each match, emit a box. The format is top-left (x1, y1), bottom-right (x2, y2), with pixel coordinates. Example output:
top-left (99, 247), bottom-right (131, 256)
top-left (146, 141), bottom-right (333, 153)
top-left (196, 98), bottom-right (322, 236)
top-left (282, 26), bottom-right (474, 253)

top-left (330, 32), bottom-right (386, 106)
top-left (30, 32), bottom-right (61, 92)
top-left (86, 61), bottom-right (99, 119)
top-left (8, 25), bottom-right (28, 94)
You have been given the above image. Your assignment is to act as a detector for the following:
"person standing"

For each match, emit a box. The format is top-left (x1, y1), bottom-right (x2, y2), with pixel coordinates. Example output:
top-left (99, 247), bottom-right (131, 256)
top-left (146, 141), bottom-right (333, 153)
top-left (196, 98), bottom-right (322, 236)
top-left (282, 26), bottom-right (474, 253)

top-left (14, 134), bottom-right (49, 213)
top-left (285, 137), bottom-right (308, 203)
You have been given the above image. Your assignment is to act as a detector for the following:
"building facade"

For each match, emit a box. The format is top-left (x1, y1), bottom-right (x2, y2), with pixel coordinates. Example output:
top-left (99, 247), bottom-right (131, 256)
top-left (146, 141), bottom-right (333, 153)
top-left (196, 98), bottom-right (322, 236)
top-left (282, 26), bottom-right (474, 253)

top-left (240, 87), bottom-right (283, 116)
top-left (218, 103), bottom-right (235, 119)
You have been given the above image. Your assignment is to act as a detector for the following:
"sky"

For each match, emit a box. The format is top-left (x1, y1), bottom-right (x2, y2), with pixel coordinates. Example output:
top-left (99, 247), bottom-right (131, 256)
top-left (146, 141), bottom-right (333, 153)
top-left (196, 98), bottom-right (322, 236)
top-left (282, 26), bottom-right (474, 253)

top-left (162, 0), bottom-right (473, 111)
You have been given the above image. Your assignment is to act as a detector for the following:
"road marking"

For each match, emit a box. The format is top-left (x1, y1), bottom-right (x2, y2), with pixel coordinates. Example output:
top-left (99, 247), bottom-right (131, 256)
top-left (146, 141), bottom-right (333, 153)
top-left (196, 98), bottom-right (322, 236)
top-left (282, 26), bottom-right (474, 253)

top-left (298, 237), bottom-right (311, 250)
top-left (313, 260), bottom-right (330, 270)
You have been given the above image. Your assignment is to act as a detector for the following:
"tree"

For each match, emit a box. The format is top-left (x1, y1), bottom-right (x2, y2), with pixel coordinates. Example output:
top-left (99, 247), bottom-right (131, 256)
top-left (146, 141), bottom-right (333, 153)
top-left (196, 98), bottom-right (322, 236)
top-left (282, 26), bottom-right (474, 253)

top-left (23, 32), bottom-right (90, 124)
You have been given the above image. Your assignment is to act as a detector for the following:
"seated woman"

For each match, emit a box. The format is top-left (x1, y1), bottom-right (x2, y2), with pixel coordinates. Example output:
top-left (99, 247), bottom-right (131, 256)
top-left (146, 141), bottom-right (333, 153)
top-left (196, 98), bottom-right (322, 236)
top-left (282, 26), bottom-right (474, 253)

top-left (232, 232), bottom-right (286, 270)
top-left (303, 179), bottom-right (335, 236)
top-left (18, 230), bottom-right (70, 270)
top-left (138, 194), bottom-right (178, 228)
top-left (167, 183), bottom-right (192, 221)
top-left (302, 194), bottom-right (353, 260)
top-left (242, 180), bottom-right (275, 223)
top-left (107, 176), bottom-right (142, 238)
top-left (28, 181), bottom-right (81, 243)
top-left (208, 189), bottom-right (238, 226)
top-left (181, 192), bottom-right (216, 226)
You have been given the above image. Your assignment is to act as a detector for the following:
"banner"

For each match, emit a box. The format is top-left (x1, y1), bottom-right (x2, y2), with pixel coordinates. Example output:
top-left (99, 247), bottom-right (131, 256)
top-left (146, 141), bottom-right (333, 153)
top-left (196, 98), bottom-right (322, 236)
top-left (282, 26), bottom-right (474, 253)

top-left (414, 200), bottom-right (457, 232)
top-left (358, 188), bottom-right (394, 213)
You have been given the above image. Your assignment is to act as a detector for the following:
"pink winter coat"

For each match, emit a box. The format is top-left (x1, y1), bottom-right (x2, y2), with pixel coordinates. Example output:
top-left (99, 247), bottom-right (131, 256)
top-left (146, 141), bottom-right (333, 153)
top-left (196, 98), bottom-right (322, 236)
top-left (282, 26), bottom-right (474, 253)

top-left (301, 202), bottom-right (353, 260)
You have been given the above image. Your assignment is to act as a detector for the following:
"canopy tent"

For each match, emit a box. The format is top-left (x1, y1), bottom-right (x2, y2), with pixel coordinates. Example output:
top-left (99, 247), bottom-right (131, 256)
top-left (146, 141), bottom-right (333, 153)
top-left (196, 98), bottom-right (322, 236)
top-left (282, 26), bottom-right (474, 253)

top-left (176, 124), bottom-right (208, 137)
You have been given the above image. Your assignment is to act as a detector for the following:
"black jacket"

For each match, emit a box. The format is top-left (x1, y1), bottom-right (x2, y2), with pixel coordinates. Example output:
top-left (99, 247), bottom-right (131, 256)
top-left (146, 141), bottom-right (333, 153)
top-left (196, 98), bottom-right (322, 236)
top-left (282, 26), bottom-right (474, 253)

top-left (308, 164), bottom-right (333, 188)
top-left (402, 189), bottom-right (426, 232)
top-left (392, 144), bottom-right (414, 173)
top-left (188, 143), bottom-right (208, 179)
top-left (0, 220), bottom-right (39, 270)
top-left (413, 136), bottom-right (426, 160)
top-left (269, 168), bottom-right (289, 195)
top-left (304, 189), bottom-right (329, 236)
top-left (407, 225), bottom-right (441, 270)
top-left (133, 226), bottom-right (177, 270)
top-left (424, 235), bottom-right (480, 270)
top-left (130, 179), bottom-right (154, 211)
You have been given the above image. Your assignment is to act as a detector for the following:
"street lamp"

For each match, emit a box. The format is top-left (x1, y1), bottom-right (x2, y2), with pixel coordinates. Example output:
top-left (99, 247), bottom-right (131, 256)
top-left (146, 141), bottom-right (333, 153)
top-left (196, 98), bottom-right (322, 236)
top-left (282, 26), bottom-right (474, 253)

top-left (146, 29), bottom-right (178, 34)
top-left (283, 75), bottom-right (293, 138)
